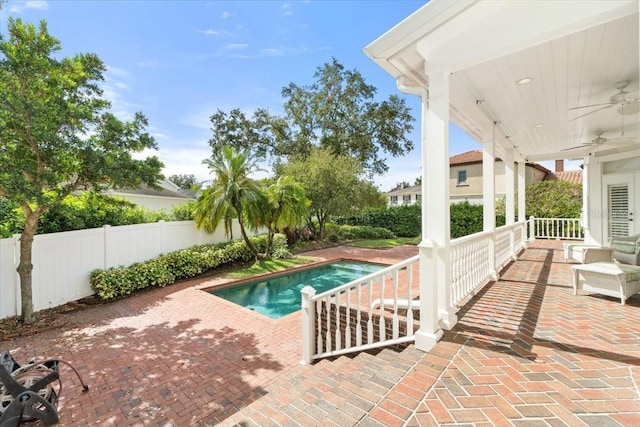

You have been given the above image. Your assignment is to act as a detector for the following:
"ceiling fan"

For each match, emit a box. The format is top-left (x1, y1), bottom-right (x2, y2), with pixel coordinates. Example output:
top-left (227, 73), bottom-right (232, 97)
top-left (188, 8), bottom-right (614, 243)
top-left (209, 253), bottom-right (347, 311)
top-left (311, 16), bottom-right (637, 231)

top-left (562, 130), bottom-right (636, 152)
top-left (569, 80), bottom-right (640, 122)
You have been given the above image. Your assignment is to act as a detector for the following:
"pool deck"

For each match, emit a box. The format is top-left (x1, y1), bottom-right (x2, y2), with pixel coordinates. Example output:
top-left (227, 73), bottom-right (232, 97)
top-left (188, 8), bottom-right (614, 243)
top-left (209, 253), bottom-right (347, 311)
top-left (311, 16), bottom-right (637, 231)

top-left (2, 241), bottom-right (639, 426)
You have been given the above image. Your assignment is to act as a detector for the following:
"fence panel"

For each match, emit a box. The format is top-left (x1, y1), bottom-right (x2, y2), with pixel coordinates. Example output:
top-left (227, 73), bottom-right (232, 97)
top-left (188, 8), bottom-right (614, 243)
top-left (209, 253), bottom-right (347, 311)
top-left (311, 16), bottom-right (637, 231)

top-left (1, 219), bottom-right (256, 320)
top-left (0, 238), bottom-right (18, 318)
top-left (31, 228), bottom-right (105, 312)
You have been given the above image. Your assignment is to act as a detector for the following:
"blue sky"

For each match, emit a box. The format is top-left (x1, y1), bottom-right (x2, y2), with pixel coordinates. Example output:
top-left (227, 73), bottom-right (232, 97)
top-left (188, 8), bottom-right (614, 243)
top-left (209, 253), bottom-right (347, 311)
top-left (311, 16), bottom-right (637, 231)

top-left (2, 0), bottom-right (487, 191)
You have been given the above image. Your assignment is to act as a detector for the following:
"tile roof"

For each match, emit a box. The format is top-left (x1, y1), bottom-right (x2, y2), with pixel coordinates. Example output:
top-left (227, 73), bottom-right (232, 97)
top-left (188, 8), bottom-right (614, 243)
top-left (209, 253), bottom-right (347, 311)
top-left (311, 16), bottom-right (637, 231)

top-left (449, 150), bottom-right (483, 165)
top-left (544, 170), bottom-right (583, 184)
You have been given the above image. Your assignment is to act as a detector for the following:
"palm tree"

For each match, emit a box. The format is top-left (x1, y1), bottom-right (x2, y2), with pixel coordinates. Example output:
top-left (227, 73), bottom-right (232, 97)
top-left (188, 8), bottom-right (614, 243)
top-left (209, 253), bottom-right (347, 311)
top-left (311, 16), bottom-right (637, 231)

top-left (262, 175), bottom-right (310, 255)
top-left (195, 146), bottom-right (265, 258)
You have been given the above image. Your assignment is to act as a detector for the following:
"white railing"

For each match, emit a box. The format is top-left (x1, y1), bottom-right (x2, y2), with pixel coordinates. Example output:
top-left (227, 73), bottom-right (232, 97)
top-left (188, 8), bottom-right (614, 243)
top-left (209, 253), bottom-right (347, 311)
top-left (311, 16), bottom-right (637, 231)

top-left (1, 220), bottom-right (257, 320)
top-left (450, 231), bottom-right (491, 307)
top-left (528, 216), bottom-right (583, 240)
top-left (301, 220), bottom-right (538, 364)
top-left (301, 255), bottom-right (419, 364)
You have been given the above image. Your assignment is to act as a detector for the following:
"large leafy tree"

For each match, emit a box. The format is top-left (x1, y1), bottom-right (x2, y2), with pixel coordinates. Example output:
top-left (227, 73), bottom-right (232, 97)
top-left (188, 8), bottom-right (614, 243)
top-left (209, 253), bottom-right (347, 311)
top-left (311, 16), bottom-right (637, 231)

top-left (278, 147), bottom-right (362, 240)
top-left (0, 19), bottom-right (163, 323)
top-left (207, 59), bottom-right (414, 176)
top-left (194, 146), bottom-right (265, 258)
top-left (261, 175), bottom-right (310, 255)
top-left (168, 173), bottom-right (198, 190)
top-left (280, 58), bottom-right (414, 175)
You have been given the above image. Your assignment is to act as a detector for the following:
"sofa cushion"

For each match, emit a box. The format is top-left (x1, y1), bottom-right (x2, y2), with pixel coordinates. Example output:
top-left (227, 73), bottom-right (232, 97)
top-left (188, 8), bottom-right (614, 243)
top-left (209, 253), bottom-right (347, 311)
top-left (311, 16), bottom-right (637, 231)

top-left (575, 262), bottom-right (640, 282)
top-left (612, 241), bottom-right (637, 254)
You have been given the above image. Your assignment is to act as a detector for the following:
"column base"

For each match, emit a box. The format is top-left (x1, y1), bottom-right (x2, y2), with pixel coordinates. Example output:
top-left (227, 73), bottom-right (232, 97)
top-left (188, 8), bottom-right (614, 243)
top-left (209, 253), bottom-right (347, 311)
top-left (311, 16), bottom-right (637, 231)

top-left (439, 310), bottom-right (458, 330)
top-left (415, 328), bottom-right (444, 352)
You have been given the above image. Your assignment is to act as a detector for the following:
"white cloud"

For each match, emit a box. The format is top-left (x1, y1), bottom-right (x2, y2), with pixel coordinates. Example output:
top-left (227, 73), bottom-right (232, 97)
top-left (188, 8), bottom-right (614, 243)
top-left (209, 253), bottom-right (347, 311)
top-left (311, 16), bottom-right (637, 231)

top-left (199, 29), bottom-right (218, 36)
top-left (102, 65), bottom-right (140, 122)
top-left (261, 48), bottom-right (283, 57)
top-left (282, 3), bottom-right (293, 16)
top-left (221, 11), bottom-right (234, 19)
top-left (9, 0), bottom-right (48, 13)
top-left (223, 43), bottom-right (249, 50)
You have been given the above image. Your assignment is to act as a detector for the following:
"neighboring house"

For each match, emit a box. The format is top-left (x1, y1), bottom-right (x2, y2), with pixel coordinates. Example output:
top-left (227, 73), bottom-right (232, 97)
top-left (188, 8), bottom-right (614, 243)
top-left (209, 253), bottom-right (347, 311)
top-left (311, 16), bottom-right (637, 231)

top-left (386, 151), bottom-right (582, 206)
top-left (106, 178), bottom-right (195, 211)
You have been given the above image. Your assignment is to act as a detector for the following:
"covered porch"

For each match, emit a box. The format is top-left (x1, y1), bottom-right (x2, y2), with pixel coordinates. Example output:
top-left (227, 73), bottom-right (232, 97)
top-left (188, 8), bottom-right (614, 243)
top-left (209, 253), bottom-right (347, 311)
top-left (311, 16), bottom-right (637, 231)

top-left (360, 0), bottom-right (640, 354)
top-left (226, 239), bottom-right (640, 426)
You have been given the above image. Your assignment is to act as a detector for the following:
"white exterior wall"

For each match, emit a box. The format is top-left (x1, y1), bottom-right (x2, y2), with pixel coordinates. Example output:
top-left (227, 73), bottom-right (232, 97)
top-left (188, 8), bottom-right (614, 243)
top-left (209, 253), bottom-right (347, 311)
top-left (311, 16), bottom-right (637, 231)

top-left (0, 220), bottom-right (257, 320)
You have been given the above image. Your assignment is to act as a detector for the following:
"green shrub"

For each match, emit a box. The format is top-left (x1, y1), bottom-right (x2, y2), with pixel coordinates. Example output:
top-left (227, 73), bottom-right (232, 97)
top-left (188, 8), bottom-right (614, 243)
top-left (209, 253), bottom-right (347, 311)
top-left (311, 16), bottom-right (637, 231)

top-left (272, 246), bottom-right (293, 259)
top-left (334, 204), bottom-right (420, 237)
top-left (90, 234), bottom-right (287, 300)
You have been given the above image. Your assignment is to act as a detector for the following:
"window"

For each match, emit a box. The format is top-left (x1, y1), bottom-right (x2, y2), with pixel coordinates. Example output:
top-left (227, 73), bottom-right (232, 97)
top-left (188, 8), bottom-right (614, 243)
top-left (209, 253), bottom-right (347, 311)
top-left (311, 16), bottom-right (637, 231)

top-left (402, 195), bottom-right (411, 204)
top-left (390, 195), bottom-right (398, 205)
top-left (457, 170), bottom-right (468, 186)
top-left (415, 194), bottom-right (421, 202)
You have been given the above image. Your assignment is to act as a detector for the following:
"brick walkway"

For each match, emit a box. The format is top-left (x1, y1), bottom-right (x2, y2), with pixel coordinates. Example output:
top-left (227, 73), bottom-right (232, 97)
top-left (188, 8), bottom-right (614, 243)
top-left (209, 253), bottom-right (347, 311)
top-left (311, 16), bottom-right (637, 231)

top-left (2, 240), bottom-right (639, 426)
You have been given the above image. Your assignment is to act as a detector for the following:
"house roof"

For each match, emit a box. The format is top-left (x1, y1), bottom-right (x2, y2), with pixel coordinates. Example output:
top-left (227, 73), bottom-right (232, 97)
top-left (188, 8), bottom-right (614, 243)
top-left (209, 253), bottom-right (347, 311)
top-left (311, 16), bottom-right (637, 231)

top-left (109, 184), bottom-right (193, 199)
top-left (387, 185), bottom-right (421, 196)
top-left (544, 170), bottom-right (583, 185)
top-left (449, 150), bottom-right (552, 175)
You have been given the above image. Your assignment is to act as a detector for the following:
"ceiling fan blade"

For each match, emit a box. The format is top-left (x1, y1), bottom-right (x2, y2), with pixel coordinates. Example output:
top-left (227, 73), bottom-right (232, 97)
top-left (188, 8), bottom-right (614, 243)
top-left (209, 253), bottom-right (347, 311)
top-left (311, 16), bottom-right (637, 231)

top-left (568, 102), bottom-right (613, 110)
top-left (606, 138), bottom-right (636, 146)
top-left (568, 105), bottom-right (612, 122)
top-left (562, 144), bottom-right (592, 151)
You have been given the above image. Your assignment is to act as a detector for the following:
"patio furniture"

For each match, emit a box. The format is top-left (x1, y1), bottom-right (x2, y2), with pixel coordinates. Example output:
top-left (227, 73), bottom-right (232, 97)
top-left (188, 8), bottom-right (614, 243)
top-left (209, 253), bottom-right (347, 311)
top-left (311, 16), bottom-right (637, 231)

top-left (0, 350), bottom-right (89, 427)
top-left (572, 262), bottom-right (640, 305)
top-left (611, 233), bottom-right (640, 265)
top-left (563, 244), bottom-right (613, 263)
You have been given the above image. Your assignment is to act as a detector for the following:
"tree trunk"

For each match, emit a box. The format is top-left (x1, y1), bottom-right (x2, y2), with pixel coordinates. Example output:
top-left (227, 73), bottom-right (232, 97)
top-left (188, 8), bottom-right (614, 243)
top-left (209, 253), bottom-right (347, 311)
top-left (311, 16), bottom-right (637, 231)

top-left (265, 227), bottom-right (274, 258)
top-left (17, 210), bottom-right (41, 324)
top-left (236, 212), bottom-right (259, 259)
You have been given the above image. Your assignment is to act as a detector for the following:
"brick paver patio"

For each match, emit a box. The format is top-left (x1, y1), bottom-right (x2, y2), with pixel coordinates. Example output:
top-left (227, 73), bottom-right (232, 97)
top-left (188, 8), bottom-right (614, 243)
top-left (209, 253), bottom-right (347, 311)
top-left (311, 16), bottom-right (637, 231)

top-left (1, 240), bottom-right (638, 426)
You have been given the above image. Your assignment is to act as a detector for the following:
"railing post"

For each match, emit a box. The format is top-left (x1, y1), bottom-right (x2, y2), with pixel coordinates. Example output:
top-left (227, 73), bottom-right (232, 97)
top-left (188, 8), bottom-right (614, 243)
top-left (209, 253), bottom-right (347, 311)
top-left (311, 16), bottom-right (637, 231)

top-left (416, 239), bottom-right (444, 351)
top-left (528, 216), bottom-right (535, 241)
top-left (301, 286), bottom-right (316, 365)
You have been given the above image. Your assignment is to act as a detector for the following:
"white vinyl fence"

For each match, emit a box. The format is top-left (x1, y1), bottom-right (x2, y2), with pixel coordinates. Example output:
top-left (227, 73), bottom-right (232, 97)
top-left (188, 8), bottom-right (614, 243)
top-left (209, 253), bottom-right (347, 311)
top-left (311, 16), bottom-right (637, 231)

top-left (0, 220), bottom-right (254, 320)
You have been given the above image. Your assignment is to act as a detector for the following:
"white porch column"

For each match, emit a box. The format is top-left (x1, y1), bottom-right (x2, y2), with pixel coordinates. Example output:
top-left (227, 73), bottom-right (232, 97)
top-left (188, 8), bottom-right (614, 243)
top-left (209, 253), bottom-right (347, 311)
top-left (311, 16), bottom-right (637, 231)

top-left (397, 77), bottom-right (443, 352)
top-left (482, 131), bottom-right (498, 281)
top-left (427, 71), bottom-right (456, 331)
top-left (504, 148), bottom-right (516, 259)
top-left (582, 157), bottom-right (594, 244)
top-left (518, 160), bottom-right (527, 249)
top-left (518, 161), bottom-right (526, 223)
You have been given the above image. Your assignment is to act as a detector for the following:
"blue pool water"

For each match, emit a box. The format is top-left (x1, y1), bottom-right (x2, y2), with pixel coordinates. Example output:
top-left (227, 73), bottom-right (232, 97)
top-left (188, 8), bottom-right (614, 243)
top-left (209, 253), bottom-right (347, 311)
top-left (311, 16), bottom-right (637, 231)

top-left (210, 261), bottom-right (385, 319)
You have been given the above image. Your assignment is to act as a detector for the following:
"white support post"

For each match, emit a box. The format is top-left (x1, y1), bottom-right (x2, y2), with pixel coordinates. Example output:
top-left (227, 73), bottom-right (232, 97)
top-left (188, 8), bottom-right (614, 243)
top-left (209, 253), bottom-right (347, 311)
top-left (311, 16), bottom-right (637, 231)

top-left (301, 286), bottom-right (316, 365)
top-left (529, 216), bottom-right (535, 241)
top-left (482, 132), bottom-right (498, 281)
top-left (517, 161), bottom-right (526, 224)
top-left (396, 74), bottom-right (445, 350)
top-left (518, 160), bottom-right (527, 249)
top-left (582, 157), bottom-right (592, 244)
top-left (13, 234), bottom-right (21, 316)
top-left (426, 71), bottom-right (456, 331)
top-left (504, 148), bottom-right (516, 260)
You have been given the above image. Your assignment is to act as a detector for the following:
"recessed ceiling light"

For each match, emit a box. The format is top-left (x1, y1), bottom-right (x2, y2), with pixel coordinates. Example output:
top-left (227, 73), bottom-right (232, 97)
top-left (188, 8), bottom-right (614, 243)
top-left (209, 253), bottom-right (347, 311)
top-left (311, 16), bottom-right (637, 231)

top-left (516, 77), bottom-right (533, 85)
top-left (533, 123), bottom-right (544, 128)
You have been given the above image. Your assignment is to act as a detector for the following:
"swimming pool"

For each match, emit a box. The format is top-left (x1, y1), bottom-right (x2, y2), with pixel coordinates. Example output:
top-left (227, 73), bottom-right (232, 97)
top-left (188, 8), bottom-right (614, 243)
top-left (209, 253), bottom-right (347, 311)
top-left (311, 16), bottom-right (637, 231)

top-left (209, 261), bottom-right (385, 319)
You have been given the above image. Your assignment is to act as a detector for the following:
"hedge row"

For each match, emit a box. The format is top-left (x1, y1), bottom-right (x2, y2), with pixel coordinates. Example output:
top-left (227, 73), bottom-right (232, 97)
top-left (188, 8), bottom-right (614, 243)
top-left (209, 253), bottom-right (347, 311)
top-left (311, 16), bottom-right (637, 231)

top-left (334, 202), bottom-right (507, 239)
top-left (324, 224), bottom-right (396, 242)
top-left (334, 205), bottom-right (421, 237)
top-left (90, 234), bottom-right (286, 300)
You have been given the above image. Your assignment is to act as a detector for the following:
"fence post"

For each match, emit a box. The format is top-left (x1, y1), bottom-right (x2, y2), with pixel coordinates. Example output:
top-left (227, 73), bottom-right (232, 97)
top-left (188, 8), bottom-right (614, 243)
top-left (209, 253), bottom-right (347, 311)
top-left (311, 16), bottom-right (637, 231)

top-left (13, 234), bottom-right (21, 317)
top-left (159, 220), bottom-right (166, 253)
top-left (301, 286), bottom-right (316, 365)
top-left (528, 216), bottom-right (535, 242)
top-left (103, 225), bottom-right (111, 269)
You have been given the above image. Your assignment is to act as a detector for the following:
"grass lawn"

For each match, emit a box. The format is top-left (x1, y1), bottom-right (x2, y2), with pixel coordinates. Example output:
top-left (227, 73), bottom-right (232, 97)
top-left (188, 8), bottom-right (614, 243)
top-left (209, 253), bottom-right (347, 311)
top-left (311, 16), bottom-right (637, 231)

top-left (223, 256), bottom-right (316, 279)
top-left (347, 237), bottom-right (420, 249)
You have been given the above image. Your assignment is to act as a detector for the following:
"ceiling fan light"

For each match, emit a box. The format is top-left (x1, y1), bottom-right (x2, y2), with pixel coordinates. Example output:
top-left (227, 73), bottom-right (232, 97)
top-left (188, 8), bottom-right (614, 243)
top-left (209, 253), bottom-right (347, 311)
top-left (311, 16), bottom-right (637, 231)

top-left (516, 77), bottom-right (533, 85)
top-left (617, 102), bottom-right (640, 115)
top-left (533, 123), bottom-right (544, 128)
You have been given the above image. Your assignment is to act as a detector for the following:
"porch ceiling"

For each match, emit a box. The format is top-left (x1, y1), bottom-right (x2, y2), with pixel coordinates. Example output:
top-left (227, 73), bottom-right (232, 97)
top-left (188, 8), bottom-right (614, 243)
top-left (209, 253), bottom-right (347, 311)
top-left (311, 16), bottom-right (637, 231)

top-left (364, 0), bottom-right (640, 163)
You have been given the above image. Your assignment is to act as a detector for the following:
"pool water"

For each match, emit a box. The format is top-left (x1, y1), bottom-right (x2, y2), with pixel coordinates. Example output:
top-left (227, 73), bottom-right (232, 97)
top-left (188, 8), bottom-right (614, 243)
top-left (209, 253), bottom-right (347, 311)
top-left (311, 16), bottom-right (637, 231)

top-left (210, 261), bottom-right (385, 319)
